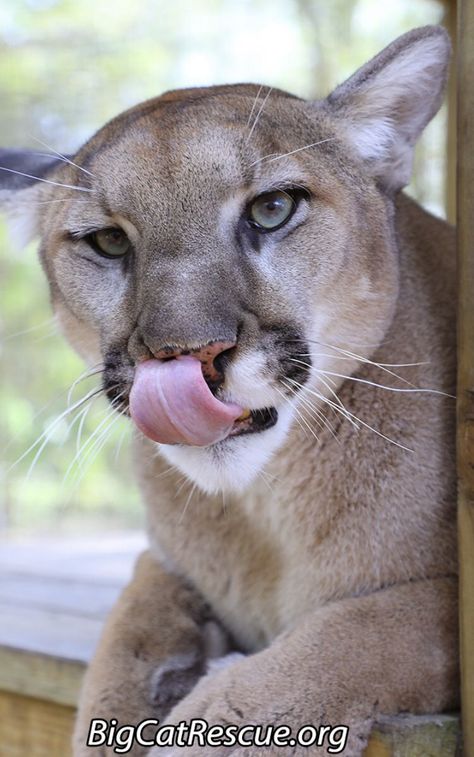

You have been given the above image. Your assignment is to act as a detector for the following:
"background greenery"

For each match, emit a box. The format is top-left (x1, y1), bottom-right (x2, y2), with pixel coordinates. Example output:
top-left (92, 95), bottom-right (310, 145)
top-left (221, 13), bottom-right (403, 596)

top-left (1, 0), bottom-right (446, 534)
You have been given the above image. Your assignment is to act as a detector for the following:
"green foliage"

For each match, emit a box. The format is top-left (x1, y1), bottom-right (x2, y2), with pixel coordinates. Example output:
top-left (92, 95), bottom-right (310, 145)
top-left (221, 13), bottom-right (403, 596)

top-left (0, 0), bottom-right (446, 534)
top-left (0, 223), bottom-right (141, 533)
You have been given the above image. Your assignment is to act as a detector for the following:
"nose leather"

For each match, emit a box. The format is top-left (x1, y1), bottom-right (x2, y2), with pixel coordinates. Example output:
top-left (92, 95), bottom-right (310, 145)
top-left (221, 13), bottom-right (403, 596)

top-left (154, 340), bottom-right (236, 384)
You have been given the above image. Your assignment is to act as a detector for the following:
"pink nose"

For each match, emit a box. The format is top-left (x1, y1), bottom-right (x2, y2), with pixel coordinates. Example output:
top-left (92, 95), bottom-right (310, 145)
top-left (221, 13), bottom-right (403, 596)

top-left (154, 340), bottom-right (236, 384)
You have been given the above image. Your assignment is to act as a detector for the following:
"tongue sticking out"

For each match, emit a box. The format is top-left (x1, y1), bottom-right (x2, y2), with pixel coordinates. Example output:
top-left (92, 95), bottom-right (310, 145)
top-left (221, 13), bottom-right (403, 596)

top-left (129, 356), bottom-right (244, 447)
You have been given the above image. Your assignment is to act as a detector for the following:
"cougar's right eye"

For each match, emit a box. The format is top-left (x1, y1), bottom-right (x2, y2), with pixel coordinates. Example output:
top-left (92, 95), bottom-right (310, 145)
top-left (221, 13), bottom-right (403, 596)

top-left (248, 190), bottom-right (296, 232)
top-left (86, 227), bottom-right (131, 258)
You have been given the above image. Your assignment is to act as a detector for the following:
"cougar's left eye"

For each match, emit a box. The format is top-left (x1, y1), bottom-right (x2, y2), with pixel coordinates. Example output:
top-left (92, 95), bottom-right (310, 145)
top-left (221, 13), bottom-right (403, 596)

top-left (248, 190), bottom-right (296, 232)
top-left (87, 228), bottom-right (131, 258)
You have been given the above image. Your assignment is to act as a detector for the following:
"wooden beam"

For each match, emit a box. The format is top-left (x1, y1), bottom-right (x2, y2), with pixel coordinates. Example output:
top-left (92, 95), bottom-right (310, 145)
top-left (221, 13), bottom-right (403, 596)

top-left (0, 690), bottom-right (75, 757)
top-left (443, 0), bottom-right (457, 223)
top-left (0, 685), bottom-right (460, 757)
top-left (365, 715), bottom-right (460, 757)
top-left (457, 0), bottom-right (474, 754)
top-left (0, 647), bottom-right (85, 708)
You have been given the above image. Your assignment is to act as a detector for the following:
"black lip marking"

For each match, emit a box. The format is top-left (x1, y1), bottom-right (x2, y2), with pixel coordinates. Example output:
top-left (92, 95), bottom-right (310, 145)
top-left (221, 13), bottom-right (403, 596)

top-left (230, 406), bottom-right (278, 437)
top-left (102, 348), bottom-right (132, 410)
top-left (251, 406), bottom-right (278, 431)
top-left (265, 324), bottom-right (311, 387)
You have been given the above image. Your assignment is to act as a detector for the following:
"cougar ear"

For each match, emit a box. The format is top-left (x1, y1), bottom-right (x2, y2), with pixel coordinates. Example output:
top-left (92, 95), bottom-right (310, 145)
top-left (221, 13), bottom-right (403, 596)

top-left (323, 26), bottom-right (451, 191)
top-left (0, 149), bottom-right (65, 246)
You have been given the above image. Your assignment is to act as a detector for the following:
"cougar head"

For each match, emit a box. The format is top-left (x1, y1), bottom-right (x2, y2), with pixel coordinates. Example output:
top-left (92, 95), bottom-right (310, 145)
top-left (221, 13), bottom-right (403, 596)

top-left (1, 27), bottom-right (450, 494)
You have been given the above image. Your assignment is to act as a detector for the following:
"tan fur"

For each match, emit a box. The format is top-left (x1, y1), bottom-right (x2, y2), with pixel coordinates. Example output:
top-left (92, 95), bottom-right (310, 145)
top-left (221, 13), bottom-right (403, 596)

top-left (1, 26), bottom-right (458, 756)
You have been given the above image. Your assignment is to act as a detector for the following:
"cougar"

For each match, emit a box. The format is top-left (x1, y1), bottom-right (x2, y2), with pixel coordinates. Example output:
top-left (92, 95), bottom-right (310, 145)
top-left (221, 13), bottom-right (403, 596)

top-left (1, 25), bottom-right (458, 757)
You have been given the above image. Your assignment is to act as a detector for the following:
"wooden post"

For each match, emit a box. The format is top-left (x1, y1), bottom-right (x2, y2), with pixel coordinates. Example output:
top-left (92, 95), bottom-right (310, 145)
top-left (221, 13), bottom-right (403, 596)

top-left (443, 0), bottom-right (457, 223)
top-left (457, 0), bottom-right (474, 754)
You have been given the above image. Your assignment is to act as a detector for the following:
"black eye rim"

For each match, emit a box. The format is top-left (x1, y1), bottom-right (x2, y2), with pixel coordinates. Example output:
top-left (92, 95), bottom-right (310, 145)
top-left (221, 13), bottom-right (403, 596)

top-left (245, 187), bottom-right (309, 234)
top-left (83, 227), bottom-right (132, 259)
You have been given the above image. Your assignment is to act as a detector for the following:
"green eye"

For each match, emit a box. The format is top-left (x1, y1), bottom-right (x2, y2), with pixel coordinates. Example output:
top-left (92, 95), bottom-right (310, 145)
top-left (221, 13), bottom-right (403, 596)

top-left (248, 190), bottom-right (296, 231)
top-left (89, 227), bottom-right (131, 258)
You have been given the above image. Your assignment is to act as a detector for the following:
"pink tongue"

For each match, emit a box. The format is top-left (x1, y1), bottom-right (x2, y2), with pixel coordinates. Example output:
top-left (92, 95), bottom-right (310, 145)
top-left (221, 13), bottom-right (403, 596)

top-left (129, 356), bottom-right (244, 446)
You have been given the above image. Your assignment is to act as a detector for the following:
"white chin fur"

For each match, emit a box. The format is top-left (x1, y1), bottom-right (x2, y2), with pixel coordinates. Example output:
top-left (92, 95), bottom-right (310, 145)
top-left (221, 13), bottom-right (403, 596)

top-left (157, 403), bottom-right (294, 495)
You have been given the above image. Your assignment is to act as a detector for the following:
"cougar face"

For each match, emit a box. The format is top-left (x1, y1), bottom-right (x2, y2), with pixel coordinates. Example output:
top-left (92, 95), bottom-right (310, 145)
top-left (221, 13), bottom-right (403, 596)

top-left (3, 27), bottom-right (448, 493)
top-left (35, 93), bottom-right (395, 492)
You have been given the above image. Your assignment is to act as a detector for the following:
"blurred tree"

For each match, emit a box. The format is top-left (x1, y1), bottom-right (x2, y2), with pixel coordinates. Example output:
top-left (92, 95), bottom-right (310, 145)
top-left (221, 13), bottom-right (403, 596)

top-left (296, 0), bottom-right (358, 97)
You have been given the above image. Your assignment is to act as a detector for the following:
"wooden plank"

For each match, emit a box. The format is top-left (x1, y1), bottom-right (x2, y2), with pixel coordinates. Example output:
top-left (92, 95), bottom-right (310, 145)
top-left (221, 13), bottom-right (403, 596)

top-left (0, 686), bottom-right (460, 757)
top-left (457, 0), bottom-right (474, 755)
top-left (0, 603), bottom-right (103, 660)
top-left (0, 690), bottom-right (75, 757)
top-left (0, 536), bottom-right (143, 694)
top-left (0, 533), bottom-right (145, 582)
top-left (365, 714), bottom-right (460, 757)
top-left (0, 572), bottom-right (122, 617)
top-left (0, 647), bottom-right (85, 707)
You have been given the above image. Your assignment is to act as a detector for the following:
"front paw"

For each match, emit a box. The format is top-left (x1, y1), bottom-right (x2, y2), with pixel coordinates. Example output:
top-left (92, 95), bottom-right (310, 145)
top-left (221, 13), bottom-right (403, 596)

top-left (73, 649), bottom-right (207, 756)
top-left (146, 655), bottom-right (372, 757)
top-left (147, 661), bottom-right (298, 756)
top-left (147, 665), bottom-right (249, 756)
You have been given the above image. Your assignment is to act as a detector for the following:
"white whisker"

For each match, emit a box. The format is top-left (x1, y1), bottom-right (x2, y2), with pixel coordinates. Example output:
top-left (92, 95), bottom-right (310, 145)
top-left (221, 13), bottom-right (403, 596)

top-left (25, 401), bottom-right (89, 480)
top-left (27, 198), bottom-right (93, 206)
top-left (294, 352), bottom-right (429, 369)
top-left (67, 363), bottom-right (104, 407)
top-left (10, 386), bottom-right (104, 473)
top-left (64, 392), bottom-right (125, 482)
top-left (65, 410), bottom-right (124, 495)
top-left (290, 348), bottom-right (452, 398)
top-left (274, 383), bottom-right (319, 444)
top-left (246, 85), bottom-right (264, 128)
top-left (283, 379), bottom-right (340, 443)
top-left (172, 473), bottom-right (194, 501)
top-left (2, 317), bottom-right (56, 341)
top-left (0, 165), bottom-right (93, 192)
top-left (314, 367), bottom-right (454, 398)
top-left (288, 378), bottom-right (413, 453)
top-left (29, 136), bottom-right (95, 177)
top-left (246, 86), bottom-right (273, 145)
top-left (114, 428), bottom-right (127, 464)
top-left (307, 339), bottom-right (420, 388)
top-left (154, 465), bottom-right (179, 482)
top-left (281, 380), bottom-right (324, 431)
top-left (288, 376), bottom-right (358, 428)
top-left (76, 401), bottom-right (93, 454)
top-left (178, 482), bottom-right (198, 524)
top-left (250, 138), bottom-right (336, 167)
top-left (257, 469), bottom-right (276, 494)
top-left (175, 475), bottom-right (192, 498)
top-left (293, 367), bottom-right (359, 431)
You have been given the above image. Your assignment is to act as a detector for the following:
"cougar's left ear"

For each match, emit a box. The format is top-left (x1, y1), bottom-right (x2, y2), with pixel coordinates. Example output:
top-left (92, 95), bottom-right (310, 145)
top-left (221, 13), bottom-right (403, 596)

top-left (0, 148), bottom-right (65, 246)
top-left (321, 25), bottom-right (451, 191)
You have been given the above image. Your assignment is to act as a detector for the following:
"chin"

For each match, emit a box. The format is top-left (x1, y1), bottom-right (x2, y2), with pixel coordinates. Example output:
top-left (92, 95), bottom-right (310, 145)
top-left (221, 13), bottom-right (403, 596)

top-left (157, 404), bottom-right (295, 495)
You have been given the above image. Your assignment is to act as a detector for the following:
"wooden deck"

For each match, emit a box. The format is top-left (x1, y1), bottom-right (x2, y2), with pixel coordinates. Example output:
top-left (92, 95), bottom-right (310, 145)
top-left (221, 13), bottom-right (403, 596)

top-left (0, 534), bottom-right (145, 756)
top-left (0, 536), bottom-right (461, 756)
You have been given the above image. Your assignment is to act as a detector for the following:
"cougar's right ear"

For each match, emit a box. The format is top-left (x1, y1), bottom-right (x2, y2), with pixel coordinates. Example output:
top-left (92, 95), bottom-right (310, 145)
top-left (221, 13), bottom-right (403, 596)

top-left (0, 148), bottom-right (66, 247)
top-left (321, 26), bottom-right (451, 192)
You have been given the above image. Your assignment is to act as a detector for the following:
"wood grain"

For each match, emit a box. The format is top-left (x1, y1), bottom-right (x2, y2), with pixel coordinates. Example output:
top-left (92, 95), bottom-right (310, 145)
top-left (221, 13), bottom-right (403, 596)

top-left (444, 0), bottom-right (457, 224)
top-left (0, 684), bottom-right (461, 757)
top-left (365, 715), bottom-right (460, 757)
top-left (0, 691), bottom-right (75, 757)
top-left (457, 0), bottom-right (474, 755)
top-left (0, 647), bottom-right (84, 708)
